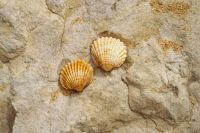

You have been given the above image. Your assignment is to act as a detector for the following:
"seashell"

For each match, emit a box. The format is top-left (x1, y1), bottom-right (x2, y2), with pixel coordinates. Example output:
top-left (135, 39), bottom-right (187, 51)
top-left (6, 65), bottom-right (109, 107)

top-left (90, 37), bottom-right (127, 71)
top-left (59, 59), bottom-right (93, 92)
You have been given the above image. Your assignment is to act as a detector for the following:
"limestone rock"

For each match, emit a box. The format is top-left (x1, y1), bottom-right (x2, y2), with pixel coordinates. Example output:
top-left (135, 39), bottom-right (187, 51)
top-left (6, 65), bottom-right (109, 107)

top-left (46, 0), bottom-right (65, 16)
top-left (187, 82), bottom-right (200, 132)
top-left (0, 0), bottom-right (200, 133)
top-left (0, 61), bottom-right (16, 133)
top-left (123, 38), bottom-right (191, 125)
top-left (0, 33), bottom-right (25, 62)
top-left (0, 11), bottom-right (25, 62)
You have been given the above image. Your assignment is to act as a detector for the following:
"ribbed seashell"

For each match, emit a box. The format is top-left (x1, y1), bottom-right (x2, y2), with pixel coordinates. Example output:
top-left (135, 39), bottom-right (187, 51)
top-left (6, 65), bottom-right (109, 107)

top-left (91, 37), bottom-right (127, 71)
top-left (59, 60), bottom-right (93, 92)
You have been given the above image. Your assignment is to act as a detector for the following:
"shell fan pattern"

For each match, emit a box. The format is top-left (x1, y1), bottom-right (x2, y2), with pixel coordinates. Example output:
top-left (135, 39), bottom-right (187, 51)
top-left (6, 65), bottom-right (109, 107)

top-left (59, 60), bottom-right (93, 92)
top-left (91, 37), bottom-right (127, 71)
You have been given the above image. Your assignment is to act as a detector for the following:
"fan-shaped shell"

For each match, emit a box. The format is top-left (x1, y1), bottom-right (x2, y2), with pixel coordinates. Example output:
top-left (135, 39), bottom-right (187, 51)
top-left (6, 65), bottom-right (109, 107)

top-left (91, 37), bottom-right (127, 71)
top-left (59, 60), bottom-right (93, 92)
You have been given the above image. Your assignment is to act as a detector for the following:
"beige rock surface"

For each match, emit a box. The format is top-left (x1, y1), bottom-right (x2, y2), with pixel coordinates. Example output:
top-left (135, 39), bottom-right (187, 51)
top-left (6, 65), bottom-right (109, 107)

top-left (0, 61), bottom-right (15, 133)
top-left (0, 0), bottom-right (200, 133)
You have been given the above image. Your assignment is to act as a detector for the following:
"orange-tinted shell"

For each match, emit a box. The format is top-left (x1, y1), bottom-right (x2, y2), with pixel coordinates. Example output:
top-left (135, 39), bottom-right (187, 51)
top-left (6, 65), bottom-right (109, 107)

top-left (59, 60), bottom-right (93, 92)
top-left (91, 37), bottom-right (127, 71)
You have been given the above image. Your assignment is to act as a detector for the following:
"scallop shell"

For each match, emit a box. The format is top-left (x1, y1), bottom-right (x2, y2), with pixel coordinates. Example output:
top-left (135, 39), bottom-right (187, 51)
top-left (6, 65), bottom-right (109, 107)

top-left (91, 37), bottom-right (127, 71)
top-left (59, 60), bottom-right (93, 92)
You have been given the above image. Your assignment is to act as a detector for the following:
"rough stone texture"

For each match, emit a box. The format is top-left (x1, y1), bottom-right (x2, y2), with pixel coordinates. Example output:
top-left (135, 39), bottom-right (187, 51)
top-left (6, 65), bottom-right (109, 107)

top-left (0, 61), bottom-right (15, 133)
top-left (0, 0), bottom-right (200, 133)
top-left (123, 38), bottom-right (191, 131)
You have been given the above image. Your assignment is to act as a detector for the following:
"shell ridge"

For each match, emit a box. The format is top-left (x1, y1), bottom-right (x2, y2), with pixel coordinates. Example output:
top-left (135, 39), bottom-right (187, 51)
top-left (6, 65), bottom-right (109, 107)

top-left (59, 60), bottom-right (93, 92)
top-left (91, 37), bottom-right (127, 71)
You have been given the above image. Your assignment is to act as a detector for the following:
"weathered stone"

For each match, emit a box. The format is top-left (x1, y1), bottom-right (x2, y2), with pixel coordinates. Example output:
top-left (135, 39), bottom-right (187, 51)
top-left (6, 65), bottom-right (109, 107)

top-left (0, 15), bottom-right (25, 62)
top-left (0, 0), bottom-right (199, 132)
top-left (0, 61), bottom-right (16, 133)
top-left (46, 0), bottom-right (65, 15)
top-left (123, 38), bottom-right (191, 125)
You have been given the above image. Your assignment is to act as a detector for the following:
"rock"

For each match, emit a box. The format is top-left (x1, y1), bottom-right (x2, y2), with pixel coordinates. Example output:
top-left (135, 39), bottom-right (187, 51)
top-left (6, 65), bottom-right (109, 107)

top-left (0, 33), bottom-right (25, 62)
top-left (0, 12), bottom-right (25, 62)
top-left (123, 38), bottom-right (191, 125)
top-left (46, 0), bottom-right (82, 18)
top-left (61, 69), bottom-right (139, 133)
top-left (185, 0), bottom-right (200, 79)
top-left (0, 61), bottom-right (10, 99)
top-left (61, 7), bottom-right (96, 60)
top-left (0, 61), bottom-right (16, 133)
top-left (46, 0), bottom-right (65, 15)
top-left (0, 99), bottom-right (16, 133)
top-left (0, 0), bottom-right (199, 132)
top-left (189, 105), bottom-right (200, 133)
top-left (0, 0), bottom-right (57, 62)
top-left (187, 82), bottom-right (200, 132)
